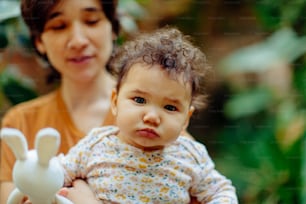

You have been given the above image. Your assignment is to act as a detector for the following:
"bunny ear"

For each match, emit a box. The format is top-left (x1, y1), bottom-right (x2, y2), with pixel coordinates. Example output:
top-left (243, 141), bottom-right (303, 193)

top-left (35, 128), bottom-right (60, 166)
top-left (0, 128), bottom-right (28, 160)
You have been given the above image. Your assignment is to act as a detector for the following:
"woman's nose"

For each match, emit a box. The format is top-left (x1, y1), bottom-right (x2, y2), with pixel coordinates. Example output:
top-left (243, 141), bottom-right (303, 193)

top-left (67, 23), bottom-right (89, 50)
top-left (143, 108), bottom-right (161, 126)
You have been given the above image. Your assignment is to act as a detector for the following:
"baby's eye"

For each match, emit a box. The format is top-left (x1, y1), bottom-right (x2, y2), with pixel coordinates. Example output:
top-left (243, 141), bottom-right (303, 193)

top-left (164, 105), bottom-right (178, 111)
top-left (133, 97), bottom-right (146, 104)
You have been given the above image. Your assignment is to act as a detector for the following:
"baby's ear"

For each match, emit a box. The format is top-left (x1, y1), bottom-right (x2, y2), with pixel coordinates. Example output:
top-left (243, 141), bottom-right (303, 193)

top-left (0, 128), bottom-right (27, 160)
top-left (183, 106), bottom-right (195, 130)
top-left (36, 128), bottom-right (60, 166)
top-left (111, 88), bottom-right (118, 116)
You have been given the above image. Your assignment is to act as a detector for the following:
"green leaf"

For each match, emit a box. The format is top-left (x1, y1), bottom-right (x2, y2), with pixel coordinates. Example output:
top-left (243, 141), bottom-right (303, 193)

top-left (294, 63), bottom-right (306, 103)
top-left (1, 81), bottom-right (38, 105)
top-left (119, 0), bottom-right (146, 18)
top-left (0, 1), bottom-right (20, 22)
top-left (219, 27), bottom-right (306, 75)
top-left (280, 0), bottom-right (306, 25)
top-left (0, 25), bottom-right (8, 48)
top-left (0, 68), bottom-right (38, 105)
top-left (300, 132), bottom-right (306, 203)
top-left (118, 0), bottom-right (147, 33)
top-left (254, 0), bottom-right (282, 30)
top-left (224, 88), bottom-right (272, 119)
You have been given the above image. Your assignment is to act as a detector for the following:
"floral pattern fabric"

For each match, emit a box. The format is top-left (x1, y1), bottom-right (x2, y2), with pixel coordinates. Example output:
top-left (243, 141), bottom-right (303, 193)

top-left (60, 126), bottom-right (238, 204)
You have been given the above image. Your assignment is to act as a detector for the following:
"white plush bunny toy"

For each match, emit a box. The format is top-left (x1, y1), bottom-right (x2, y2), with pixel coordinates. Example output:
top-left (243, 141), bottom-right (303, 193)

top-left (0, 127), bottom-right (73, 204)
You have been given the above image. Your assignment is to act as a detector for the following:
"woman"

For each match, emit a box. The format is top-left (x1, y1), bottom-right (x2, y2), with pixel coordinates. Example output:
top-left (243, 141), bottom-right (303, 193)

top-left (0, 0), bottom-right (119, 203)
top-left (0, 0), bottom-right (201, 203)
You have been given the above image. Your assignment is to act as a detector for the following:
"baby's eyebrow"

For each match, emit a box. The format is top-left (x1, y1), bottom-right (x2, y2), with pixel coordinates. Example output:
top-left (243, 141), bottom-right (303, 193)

top-left (131, 89), bottom-right (148, 96)
top-left (165, 97), bottom-right (182, 106)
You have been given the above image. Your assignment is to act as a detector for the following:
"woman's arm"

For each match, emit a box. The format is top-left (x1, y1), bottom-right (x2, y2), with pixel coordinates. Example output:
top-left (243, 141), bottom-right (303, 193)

top-left (0, 181), bottom-right (15, 204)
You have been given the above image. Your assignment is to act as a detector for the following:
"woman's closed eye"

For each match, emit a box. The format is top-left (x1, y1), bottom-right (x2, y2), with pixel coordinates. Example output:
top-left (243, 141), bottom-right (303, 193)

top-left (52, 24), bottom-right (66, 30)
top-left (45, 21), bottom-right (66, 31)
top-left (86, 19), bottom-right (100, 26)
top-left (133, 97), bottom-right (146, 104)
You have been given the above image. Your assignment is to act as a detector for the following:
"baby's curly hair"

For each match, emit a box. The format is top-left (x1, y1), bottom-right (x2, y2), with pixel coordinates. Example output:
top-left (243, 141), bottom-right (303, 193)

top-left (108, 26), bottom-right (210, 111)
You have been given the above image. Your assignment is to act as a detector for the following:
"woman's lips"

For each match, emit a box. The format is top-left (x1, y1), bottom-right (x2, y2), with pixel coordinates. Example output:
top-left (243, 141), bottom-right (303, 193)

top-left (68, 56), bottom-right (92, 64)
top-left (137, 128), bottom-right (160, 139)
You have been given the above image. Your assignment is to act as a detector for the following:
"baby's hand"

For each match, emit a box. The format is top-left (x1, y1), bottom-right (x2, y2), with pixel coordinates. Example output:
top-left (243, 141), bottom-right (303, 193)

top-left (21, 196), bottom-right (30, 204)
top-left (60, 180), bottom-right (100, 204)
top-left (58, 187), bottom-right (69, 197)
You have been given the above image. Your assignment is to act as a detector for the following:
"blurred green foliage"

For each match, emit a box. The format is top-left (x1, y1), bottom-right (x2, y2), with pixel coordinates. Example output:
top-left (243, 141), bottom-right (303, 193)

top-left (0, 0), bottom-right (38, 105)
top-left (215, 0), bottom-right (306, 203)
top-left (0, 25), bottom-right (8, 49)
top-left (0, 69), bottom-right (38, 105)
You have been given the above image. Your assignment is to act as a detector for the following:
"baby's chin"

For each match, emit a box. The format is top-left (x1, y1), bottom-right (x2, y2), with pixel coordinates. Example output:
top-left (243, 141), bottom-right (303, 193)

top-left (131, 139), bottom-right (165, 151)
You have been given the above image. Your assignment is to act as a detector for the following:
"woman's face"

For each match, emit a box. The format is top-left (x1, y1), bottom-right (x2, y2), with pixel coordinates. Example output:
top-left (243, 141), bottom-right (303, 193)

top-left (35, 0), bottom-right (114, 83)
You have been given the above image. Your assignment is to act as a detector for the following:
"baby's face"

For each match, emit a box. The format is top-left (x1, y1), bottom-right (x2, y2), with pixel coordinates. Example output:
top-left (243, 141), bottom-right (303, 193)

top-left (111, 62), bottom-right (193, 150)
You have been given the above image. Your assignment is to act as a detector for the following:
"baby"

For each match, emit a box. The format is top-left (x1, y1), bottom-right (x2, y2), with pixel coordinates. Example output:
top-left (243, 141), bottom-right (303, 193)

top-left (60, 27), bottom-right (238, 203)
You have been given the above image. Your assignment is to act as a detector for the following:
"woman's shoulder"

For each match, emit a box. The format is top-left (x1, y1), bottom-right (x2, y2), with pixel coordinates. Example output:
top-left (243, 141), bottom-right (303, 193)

top-left (1, 90), bottom-right (60, 126)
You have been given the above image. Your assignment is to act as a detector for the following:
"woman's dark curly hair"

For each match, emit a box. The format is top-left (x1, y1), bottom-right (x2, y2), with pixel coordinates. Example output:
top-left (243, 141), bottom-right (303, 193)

top-left (109, 27), bottom-right (210, 111)
top-left (21, 0), bottom-right (120, 83)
